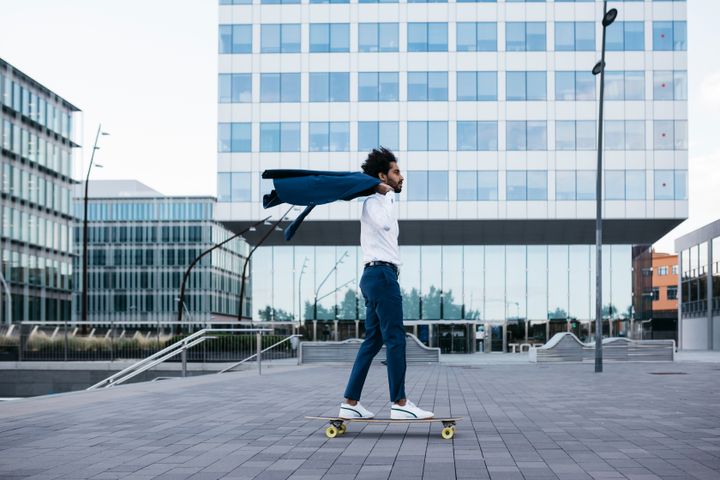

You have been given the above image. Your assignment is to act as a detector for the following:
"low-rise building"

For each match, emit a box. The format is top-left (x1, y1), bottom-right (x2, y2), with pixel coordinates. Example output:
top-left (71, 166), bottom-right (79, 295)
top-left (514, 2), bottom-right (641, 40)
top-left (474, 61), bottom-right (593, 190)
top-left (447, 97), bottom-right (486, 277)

top-left (650, 251), bottom-right (678, 340)
top-left (675, 219), bottom-right (720, 350)
top-left (73, 180), bottom-right (250, 323)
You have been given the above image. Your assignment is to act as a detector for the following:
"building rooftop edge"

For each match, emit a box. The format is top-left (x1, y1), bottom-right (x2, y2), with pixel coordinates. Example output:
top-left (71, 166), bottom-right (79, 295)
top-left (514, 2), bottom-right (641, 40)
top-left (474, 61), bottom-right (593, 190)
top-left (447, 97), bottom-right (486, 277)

top-left (675, 218), bottom-right (720, 251)
top-left (1, 57), bottom-right (81, 112)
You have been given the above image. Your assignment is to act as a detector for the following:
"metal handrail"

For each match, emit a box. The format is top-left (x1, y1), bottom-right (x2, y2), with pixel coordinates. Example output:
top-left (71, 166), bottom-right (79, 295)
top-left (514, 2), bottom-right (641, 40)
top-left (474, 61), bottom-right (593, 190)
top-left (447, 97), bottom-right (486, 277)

top-left (86, 328), bottom-right (272, 390)
top-left (218, 334), bottom-right (302, 374)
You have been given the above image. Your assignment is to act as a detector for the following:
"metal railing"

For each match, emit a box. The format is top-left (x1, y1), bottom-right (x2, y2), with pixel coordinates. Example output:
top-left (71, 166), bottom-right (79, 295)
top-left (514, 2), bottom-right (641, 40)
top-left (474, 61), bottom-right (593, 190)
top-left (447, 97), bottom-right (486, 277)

top-left (218, 334), bottom-right (302, 374)
top-left (0, 321), bottom-right (300, 363)
top-left (87, 328), bottom-right (273, 390)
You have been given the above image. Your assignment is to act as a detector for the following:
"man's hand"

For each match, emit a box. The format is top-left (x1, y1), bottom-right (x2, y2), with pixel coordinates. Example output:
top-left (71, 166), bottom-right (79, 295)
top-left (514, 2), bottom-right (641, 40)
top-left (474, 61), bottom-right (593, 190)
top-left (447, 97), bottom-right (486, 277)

top-left (375, 182), bottom-right (393, 194)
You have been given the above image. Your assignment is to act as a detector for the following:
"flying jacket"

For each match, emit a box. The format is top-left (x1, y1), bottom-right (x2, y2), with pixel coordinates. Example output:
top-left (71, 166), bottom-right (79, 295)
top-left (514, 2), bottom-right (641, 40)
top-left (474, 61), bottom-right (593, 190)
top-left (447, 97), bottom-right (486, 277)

top-left (262, 169), bottom-right (381, 241)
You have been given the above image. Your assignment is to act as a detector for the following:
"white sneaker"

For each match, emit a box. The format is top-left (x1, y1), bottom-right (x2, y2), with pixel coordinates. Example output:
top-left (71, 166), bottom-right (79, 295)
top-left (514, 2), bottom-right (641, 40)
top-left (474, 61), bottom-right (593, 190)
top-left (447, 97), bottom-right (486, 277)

top-left (339, 402), bottom-right (375, 419)
top-left (390, 400), bottom-right (434, 420)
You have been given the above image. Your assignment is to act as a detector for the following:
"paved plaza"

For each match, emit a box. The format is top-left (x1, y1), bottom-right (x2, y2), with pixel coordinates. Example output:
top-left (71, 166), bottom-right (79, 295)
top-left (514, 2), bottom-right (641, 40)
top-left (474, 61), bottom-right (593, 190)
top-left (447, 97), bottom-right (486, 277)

top-left (1, 360), bottom-right (719, 480)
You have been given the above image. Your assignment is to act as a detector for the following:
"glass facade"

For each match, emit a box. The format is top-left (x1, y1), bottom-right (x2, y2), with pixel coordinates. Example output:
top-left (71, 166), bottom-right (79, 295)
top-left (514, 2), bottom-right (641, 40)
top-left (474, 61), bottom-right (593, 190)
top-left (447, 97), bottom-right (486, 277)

top-left (72, 192), bottom-right (250, 323)
top-left (1, 59), bottom-right (78, 323)
top-left (253, 245), bottom-right (633, 349)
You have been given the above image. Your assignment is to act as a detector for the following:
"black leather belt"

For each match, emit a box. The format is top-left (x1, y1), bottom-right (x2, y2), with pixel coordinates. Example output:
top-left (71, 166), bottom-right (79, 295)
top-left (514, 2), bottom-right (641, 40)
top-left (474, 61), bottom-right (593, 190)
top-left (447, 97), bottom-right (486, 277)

top-left (365, 260), bottom-right (399, 276)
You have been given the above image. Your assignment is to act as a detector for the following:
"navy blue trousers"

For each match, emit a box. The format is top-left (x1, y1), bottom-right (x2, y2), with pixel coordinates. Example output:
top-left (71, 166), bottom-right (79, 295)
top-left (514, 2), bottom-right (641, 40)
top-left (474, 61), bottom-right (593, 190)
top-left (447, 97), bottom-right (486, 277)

top-left (344, 265), bottom-right (407, 403)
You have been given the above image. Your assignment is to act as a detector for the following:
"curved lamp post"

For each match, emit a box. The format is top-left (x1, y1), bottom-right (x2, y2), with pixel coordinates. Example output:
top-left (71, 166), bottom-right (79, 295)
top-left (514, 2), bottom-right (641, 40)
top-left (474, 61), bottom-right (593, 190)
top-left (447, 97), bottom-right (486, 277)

top-left (592, 2), bottom-right (618, 373)
top-left (82, 125), bottom-right (109, 323)
top-left (176, 216), bottom-right (270, 324)
top-left (237, 206), bottom-right (294, 321)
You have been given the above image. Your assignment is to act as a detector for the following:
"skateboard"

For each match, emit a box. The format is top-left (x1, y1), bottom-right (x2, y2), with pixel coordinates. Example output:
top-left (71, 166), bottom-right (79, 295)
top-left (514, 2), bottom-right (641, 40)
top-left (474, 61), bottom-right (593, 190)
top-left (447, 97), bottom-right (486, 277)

top-left (306, 416), bottom-right (462, 439)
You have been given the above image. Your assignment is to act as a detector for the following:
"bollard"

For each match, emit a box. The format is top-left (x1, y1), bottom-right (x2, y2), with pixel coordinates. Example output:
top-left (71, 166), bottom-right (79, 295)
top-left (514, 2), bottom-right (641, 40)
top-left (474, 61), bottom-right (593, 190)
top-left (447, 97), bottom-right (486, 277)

top-left (181, 338), bottom-right (187, 377)
top-left (257, 331), bottom-right (262, 375)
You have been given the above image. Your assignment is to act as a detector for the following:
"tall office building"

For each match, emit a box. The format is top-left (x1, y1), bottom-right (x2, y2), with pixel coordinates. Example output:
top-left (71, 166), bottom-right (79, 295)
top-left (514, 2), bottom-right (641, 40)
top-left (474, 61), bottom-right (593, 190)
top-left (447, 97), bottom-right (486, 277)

top-left (72, 180), bottom-right (251, 323)
top-left (216, 0), bottom-right (688, 352)
top-left (1, 58), bottom-right (78, 323)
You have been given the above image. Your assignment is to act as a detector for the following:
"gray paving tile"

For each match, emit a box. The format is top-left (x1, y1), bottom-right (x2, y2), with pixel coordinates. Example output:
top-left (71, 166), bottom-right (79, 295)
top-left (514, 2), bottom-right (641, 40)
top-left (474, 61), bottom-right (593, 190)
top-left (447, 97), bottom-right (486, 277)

top-left (0, 363), bottom-right (719, 480)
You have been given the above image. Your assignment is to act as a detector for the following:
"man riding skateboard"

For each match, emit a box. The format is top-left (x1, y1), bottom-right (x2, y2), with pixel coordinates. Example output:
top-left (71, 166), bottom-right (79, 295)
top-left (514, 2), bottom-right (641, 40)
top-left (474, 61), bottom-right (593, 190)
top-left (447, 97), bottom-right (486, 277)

top-left (339, 147), bottom-right (434, 420)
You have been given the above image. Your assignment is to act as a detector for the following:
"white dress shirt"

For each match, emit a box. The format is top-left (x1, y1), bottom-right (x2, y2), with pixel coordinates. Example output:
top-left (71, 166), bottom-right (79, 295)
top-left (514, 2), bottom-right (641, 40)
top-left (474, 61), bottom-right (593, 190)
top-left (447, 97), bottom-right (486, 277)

top-left (361, 191), bottom-right (401, 266)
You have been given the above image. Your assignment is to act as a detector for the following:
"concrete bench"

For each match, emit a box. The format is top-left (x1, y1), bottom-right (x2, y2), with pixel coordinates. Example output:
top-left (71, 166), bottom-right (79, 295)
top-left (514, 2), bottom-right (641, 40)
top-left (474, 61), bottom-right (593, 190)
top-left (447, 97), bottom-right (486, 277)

top-left (299, 333), bottom-right (440, 364)
top-left (529, 333), bottom-right (675, 363)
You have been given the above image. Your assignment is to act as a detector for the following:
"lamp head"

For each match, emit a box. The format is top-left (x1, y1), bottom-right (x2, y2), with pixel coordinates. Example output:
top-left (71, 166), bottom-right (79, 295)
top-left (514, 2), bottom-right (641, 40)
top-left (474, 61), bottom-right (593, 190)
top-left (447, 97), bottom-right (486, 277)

top-left (592, 61), bottom-right (605, 76)
top-left (602, 8), bottom-right (618, 27)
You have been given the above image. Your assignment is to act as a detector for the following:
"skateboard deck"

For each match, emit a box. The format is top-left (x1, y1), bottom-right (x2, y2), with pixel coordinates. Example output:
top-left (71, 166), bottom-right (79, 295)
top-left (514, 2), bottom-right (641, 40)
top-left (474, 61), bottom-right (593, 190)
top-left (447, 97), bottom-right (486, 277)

top-left (306, 416), bottom-right (462, 439)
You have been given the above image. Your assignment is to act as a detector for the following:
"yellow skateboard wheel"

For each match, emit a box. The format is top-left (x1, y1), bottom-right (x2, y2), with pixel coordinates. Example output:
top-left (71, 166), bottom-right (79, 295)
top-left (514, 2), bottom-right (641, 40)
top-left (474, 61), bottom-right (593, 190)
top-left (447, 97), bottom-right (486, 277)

top-left (338, 424), bottom-right (347, 434)
top-left (441, 427), bottom-right (454, 439)
top-left (325, 426), bottom-right (338, 438)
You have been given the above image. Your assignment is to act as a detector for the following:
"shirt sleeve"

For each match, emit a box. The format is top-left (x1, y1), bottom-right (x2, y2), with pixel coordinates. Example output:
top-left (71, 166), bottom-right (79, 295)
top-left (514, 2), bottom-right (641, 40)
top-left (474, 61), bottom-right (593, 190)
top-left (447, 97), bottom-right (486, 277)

top-left (364, 194), bottom-right (394, 232)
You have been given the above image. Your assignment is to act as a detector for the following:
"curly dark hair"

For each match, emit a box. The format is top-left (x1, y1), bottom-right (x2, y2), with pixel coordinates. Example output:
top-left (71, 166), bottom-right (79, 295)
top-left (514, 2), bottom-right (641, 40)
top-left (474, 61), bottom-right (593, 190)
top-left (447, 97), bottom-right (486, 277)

top-left (361, 147), bottom-right (397, 179)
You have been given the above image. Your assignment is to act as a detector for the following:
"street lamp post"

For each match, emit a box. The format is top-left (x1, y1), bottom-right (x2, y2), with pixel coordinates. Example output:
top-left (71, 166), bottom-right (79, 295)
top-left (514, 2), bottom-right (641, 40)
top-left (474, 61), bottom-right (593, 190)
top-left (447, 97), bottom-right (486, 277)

top-left (297, 257), bottom-right (309, 327)
top-left (313, 250), bottom-right (349, 320)
top-left (82, 125), bottom-right (109, 324)
top-left (592, 2), bottom-right (618, 373)
top-left (237, 206), bottom-right (294, 321)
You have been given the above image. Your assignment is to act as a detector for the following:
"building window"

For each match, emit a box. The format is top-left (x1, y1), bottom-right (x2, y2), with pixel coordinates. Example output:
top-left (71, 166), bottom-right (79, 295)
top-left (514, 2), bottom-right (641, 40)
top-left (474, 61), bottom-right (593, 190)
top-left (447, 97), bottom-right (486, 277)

top-left (658, 266), bottom-right (668, 276)
top-left (555, 121), bottom-right (596, 151)
top-left (654, 170), bottom-right (687, 200)
top-left (217, 172), bottom-right (252, 202)
top-left (457, 171), bottom-right (498, 201)
top-left (457, 72), bottom-right (497, 101)
top-left (310, 23), bottom-right (350, 53)
top-left (262, 0), bottom-right (300, 4)
top-left (219, 25), bottom-right (252, 54)
top-left (556, 171), bottom-right (596, 201)
top-left (260, 73), bottom-right (301, 103)
top-left (407, 121), bottom-right (448, 151)
top-left (653, 120), bottom-right (688, 150)
top-left (358, 72), bottom-right (399, 102)
top-left (408, 23), bottom-right (448, 52)
top-left (506, 121), bottom-right (547, 151)
top-left (605, 71), bottom-right (645, 100)
top-left (218, 123), bottom-right (251, 152)
top-left (606, 22), bottom-right (644, 51)
top-left (358, 23), bottom-right (399, 52)
top-left (667, 286), bottom-right (678, 300)
top-left (218, 74), bottom-right (252, 103)
top-left (604, 121), bottom-right (645, 150)
top-left (456, 121), bottom-right (498, 151)
top-left (358, 121), bottom-right (399, 151)
top-left (601, 170), bottom-right (646, 201)
top-left (309, 72), bottom-right (349, 102)
top-left (653, 71), bottom-right (688, 101)
top-left (652, 287), bottom-right (660, 301)
top-left (506, 71), bottom-right (546, 101)
top-left (407, 72), bottom-right (448, 101)
top-left (653, 21), bottom-right (687, 51)
top-left (260, 122), bottom-right (300, 152)
top-left (555, 71), bottom-right (595, 100)
top-left (672, 265), bottom-right (679, 275)
top-left (456, 23), bottom-right (497, 52)
top-left (555, 22), bottom-right (595, 51)
top-left (507, 171), bottom-right (548, 201)
top-left (407, 171), bottom-right (449, 201)
top-left (310, 0), bottom-right (350, 3)
top-left (506, 22), bottom-right (546, 52)
top-left (309, 122), bottom-right (350, 152)
top-left (261, 24), bottom-right (301, 53)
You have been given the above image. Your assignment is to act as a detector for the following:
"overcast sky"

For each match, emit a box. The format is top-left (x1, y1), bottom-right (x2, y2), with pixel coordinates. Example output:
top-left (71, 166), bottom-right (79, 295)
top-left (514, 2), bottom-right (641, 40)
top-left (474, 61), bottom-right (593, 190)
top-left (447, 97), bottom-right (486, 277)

top-left (1, 0), bottom-right (717, 254)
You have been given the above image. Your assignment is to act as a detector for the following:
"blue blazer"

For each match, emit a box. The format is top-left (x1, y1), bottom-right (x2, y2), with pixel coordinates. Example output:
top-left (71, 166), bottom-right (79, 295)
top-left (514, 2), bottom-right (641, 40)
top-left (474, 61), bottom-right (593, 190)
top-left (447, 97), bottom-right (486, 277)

top-left (262, 169), bottom-right (380, 241)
